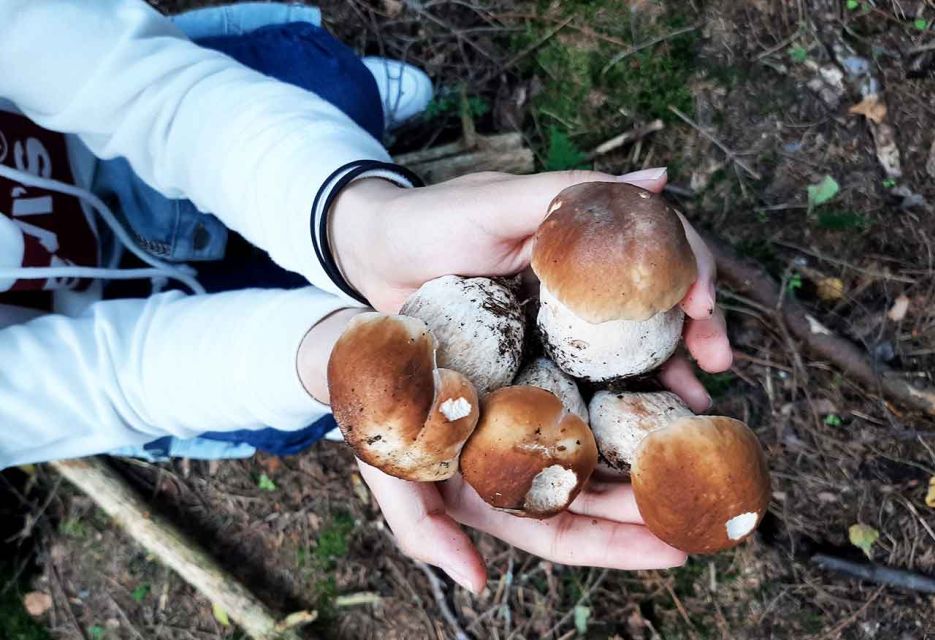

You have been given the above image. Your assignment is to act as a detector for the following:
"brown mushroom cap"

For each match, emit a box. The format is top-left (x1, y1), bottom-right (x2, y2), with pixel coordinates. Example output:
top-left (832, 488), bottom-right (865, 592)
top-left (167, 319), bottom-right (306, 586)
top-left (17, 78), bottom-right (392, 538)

top-left (327, 313), bottom-right (479, 481)
top-left (460, 386), bottom-right (598, 518)
top-left (531, 182), bottom-right (697, 323)
top-left (631, 416), bottom-right (771, 554)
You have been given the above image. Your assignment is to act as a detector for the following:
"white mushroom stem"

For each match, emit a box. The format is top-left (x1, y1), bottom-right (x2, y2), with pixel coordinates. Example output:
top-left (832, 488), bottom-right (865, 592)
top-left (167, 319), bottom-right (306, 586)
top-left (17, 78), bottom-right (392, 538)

top-left (537, 285), bottom-right (684, 382)
top-left (514, 357), bottom-right (588, 421)
top-left (588, 391), bottom-right (693, 469)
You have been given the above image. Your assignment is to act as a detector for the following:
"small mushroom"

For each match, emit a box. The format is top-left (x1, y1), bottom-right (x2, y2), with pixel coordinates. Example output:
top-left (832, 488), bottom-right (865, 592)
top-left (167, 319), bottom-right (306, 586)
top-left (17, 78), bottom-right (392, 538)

top-left (514, 357), bottom-right (589, 422)
top-left (460, 386), bottom-right (598, 518)
top-left (589, 390), bottom-right (770, 553)
top-left (400, 275), bottom-right (525, 394)
top-left (327, 313), bottom-right (479, 481)
top-left (531, 182), bottom-right (697, 382)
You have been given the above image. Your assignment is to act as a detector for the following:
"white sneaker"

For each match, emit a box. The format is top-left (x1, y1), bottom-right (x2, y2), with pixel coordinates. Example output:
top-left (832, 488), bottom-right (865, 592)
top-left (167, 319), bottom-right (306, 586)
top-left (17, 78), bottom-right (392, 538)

top-left (362, 57), bottom-right (434, 130)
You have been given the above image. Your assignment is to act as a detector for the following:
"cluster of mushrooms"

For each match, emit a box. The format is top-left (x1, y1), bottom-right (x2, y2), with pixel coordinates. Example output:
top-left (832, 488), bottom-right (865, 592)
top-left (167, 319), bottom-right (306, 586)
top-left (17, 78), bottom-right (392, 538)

top-left (327, 182), bottom-right (770, 554)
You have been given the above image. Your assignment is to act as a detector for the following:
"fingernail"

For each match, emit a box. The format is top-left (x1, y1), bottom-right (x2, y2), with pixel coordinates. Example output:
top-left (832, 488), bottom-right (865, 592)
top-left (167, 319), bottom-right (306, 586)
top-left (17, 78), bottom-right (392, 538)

top-left (445, 568), bottom-right (478, 593)
top-left (619, 167), bottom-right (667, 182)
top-left (703, 394), bottom-right (713, 412)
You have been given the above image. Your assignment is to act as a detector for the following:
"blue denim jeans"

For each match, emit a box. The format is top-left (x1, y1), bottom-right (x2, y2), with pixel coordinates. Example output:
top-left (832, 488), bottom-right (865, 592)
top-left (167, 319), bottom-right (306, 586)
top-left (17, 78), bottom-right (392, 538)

top-left (106, 3), bottom-right (384, 461)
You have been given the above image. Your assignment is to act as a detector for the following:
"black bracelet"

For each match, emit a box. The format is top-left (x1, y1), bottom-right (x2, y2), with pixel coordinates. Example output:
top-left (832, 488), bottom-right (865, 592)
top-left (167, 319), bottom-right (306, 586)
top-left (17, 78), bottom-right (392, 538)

top-left (310, 160), bottom-right (424, 304)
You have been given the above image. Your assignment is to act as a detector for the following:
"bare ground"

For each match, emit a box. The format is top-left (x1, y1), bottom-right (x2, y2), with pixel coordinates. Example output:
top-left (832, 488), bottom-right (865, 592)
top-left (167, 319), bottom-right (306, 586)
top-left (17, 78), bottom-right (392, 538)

top-left (3, 1), bottom-right (935, 639)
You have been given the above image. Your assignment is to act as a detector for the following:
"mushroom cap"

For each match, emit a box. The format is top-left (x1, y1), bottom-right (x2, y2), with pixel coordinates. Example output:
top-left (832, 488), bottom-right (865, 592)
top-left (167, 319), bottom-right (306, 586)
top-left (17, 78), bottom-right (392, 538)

top-left (400, 275), bottom-right (525, 394)
top-left (514, 357), bottom-right (589, 422)
top-left (631, 416), bottom-right (771, 554)
top-left (589, 391), bottom-right (693, 470)
top-left (531, 182), bottom-right (697, 324)
top-left (460, 386), bottom-right (598, 518)
top-left (538, 284), bottom-right (684, 381)
top-left (327, 312), bottom-right (479, 481)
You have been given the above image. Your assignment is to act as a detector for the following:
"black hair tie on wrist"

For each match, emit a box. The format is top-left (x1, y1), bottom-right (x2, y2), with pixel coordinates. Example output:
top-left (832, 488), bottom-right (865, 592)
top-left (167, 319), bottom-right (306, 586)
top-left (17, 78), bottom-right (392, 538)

top-left (310, 160), bottom-right (424, 305)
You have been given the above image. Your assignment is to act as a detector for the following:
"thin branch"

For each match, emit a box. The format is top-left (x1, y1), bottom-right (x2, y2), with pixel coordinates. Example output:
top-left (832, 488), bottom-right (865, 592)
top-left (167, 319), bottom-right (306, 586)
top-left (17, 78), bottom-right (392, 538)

top-left (811, 554), bottom-right (935, 594)
top-left (668, 106), bottom-right (762, 180)
top-left (414, 561), bottom-right (470, 640)
top-left (601, 24), bottom-right (702, 75)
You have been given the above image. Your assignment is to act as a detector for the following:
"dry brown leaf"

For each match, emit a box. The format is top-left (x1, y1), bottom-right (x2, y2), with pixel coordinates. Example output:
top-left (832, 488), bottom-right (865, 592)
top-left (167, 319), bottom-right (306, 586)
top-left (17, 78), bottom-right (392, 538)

top-left (887, 295), bottom-right (910, 322)
top-left (848, 95), bottom-right (887, 124)
top-left (23, 591), bottom-right (52, 617)
top-left (816, 277), bottom-right (845, 302)
top-left (926, 477), bottom-right (935, 508)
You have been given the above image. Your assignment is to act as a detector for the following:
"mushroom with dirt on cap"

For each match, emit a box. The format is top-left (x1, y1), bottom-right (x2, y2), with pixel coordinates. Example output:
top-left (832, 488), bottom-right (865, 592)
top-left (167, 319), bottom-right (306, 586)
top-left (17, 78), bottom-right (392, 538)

top-left (589, 390), bottom-right (771, 554)
top-left (531, 182), bottom-right (697, 382)
top-left (400, 275), bottom-right (526, 394)
top-left (459, 385), bottom-right (598, 518)
top-left (327, 312), bottom-right (480, 482)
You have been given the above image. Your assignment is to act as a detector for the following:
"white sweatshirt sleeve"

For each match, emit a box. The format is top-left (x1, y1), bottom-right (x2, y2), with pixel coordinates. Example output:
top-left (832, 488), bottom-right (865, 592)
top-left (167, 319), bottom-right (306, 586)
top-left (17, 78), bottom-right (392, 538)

top-left (0, 0), bottom-right (393, 300)
top-left (0, 288), bottom-right (345, 469)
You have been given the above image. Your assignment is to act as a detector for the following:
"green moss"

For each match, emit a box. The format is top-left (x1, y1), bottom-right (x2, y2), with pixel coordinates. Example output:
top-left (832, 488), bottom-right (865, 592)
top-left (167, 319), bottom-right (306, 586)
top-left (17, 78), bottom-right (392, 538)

top-left (58, 518), bottom-right (88, 540)
top-left (510, 0), bottom-right (698, 162)
top-left (314, 512), bottom-right (354, 564)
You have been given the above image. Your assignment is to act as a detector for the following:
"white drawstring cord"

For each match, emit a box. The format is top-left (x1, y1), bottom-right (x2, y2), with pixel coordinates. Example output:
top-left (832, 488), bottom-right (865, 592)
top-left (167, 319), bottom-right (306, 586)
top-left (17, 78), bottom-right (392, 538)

top-left (0, 163), bottom-right (206, 295)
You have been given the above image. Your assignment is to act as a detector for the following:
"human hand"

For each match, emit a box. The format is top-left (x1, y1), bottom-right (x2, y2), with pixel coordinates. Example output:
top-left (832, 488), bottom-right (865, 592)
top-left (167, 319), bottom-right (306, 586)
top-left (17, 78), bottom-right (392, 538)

top-left (356, 458), bottom-right (686, 593)
top-left (330, 168), bottom-right (731, 409)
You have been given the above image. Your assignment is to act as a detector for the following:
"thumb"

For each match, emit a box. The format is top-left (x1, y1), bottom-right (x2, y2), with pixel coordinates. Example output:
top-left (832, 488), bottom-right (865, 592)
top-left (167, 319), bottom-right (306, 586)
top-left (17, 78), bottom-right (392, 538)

top-left (356, 460), bottom-right (487, 593)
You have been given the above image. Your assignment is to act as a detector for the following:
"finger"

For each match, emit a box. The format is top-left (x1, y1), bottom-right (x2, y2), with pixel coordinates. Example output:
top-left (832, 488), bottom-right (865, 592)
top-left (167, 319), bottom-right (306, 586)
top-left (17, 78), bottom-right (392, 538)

top-left (357, 461), bottom-right (487, 593)
top-left (618, 166), bottom-right (669, 193)
top-left (474, 167), bottom-right (669, 238)
top-left (676, 212), bottom-right (718, 320)
top-left (659, 353), bottom-right (712, 413)
top-left (683, 307), bottom-right (733, 373)
top-left (566, 481), bottom-right (644, 523)
top-left (441, 476), bottom-right (686, 570)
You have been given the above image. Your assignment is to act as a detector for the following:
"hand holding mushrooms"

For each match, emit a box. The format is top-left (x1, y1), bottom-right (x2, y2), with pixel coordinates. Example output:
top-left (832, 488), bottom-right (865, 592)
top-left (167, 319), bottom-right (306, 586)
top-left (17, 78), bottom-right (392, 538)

top-left (307, 167), bottom-right (746, 592)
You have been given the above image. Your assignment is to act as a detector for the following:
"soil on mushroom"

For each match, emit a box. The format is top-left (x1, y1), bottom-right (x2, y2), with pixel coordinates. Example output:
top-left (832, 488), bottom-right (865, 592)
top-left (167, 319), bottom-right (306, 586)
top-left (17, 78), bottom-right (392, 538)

top-left (3, 0), bottom-right (934, 638)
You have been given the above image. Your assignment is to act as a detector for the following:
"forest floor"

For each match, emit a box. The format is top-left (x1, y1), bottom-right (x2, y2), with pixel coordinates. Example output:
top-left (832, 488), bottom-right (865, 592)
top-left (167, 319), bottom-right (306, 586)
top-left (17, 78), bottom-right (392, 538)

top-left (3, 1), bottom-right (935, 639)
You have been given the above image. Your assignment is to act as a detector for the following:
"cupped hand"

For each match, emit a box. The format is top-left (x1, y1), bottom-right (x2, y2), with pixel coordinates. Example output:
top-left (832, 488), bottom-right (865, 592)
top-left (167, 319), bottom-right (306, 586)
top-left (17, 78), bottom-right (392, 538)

top-left (331, 167), bottom-right (732, 408)
top-left (356, 459), bottom-right (686, 593)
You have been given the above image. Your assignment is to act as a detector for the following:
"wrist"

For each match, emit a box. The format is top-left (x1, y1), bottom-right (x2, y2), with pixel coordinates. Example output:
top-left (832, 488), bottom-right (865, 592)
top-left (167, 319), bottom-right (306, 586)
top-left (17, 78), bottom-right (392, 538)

top-left (329, 178), bottom-right (402, 303)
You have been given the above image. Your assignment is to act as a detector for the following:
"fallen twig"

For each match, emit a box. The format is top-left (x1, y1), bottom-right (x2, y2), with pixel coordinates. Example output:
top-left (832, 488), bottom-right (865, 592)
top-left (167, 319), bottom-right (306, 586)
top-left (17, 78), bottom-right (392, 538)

top-left (811, 553), bottom-right (935, 594)
top-left (50, 457), bottom-right (304, 640)
top-left (480, 15), bottom-right (574, 84)
top-left (587, 119), bottom-right (664, 160)
top-left (667, 106), bottom-right (762, 180)
top-left (414, 561), bottom-right (470, 640)
top-left (601, 24), bottom-right (702, 75)
top-left (705, 233), bottom-right (935, 417)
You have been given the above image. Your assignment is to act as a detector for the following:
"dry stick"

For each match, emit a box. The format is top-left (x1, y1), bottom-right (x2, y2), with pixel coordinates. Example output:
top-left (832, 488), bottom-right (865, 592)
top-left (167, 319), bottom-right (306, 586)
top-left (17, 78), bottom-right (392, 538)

top-left (586, 119), bottom-right (665, 160)
top-left (601, 24), bottom-right (702, 75)
top-left (49, 457), bottom-right (304, 640)
top-left (811, 554), bottom-right (935, 594)
top-left (705, 232), bottom-right (935, 417)
top-left (667, 106), bottom-right (763, 180)
top-left (478, 15), bottom-right (574, 84)
top-left (413, 561), bottom-right (470, 640)
top-left (816, 585), bottom-right (886, 640)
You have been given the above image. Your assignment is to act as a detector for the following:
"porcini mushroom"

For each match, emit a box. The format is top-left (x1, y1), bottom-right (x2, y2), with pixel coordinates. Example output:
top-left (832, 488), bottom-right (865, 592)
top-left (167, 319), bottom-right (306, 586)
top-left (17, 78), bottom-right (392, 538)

top-left (531, 182), bottom-right (697, 382)
top-left (400, 275), bottom-right (525, 394)
top-left (589, 391), bottom-right (770, 553)
top-left (327, 312), bottom-right (479, 481)
top-left (514, 357), bottom-right (589, 422)
top-left (459, 386), bottom-right (598, 518)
